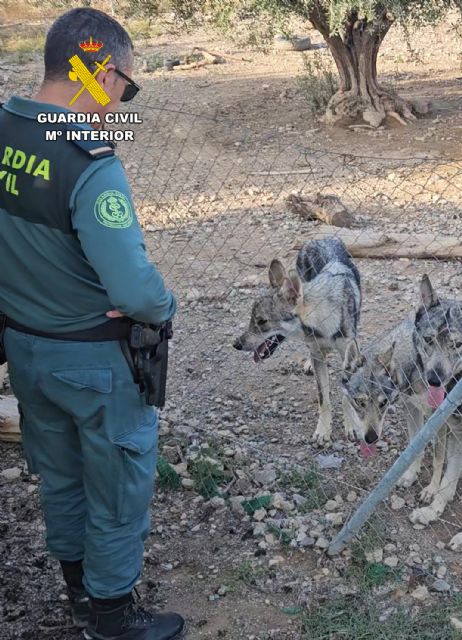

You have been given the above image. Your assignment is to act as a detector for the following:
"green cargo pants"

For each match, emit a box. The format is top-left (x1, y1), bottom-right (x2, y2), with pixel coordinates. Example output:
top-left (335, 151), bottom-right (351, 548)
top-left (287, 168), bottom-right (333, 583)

top-left (4, 327), bottom-right (158, 599)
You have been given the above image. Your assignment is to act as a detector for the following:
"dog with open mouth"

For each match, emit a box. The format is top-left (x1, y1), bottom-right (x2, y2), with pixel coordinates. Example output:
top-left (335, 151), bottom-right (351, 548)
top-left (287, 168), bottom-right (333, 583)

top-left (408, 275), bottom-right (462, 549)
top-left (233, 237), bottom-right (361, 445)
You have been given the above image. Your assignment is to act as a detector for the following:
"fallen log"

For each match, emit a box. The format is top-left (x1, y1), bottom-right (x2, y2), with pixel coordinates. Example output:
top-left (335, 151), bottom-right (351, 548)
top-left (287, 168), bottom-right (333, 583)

top-left (293, 226), bottom-right (462, 260)
top-left (0, 395), bottom-right (21, 443)
top-left (287, 193), bottom-right (355, 228)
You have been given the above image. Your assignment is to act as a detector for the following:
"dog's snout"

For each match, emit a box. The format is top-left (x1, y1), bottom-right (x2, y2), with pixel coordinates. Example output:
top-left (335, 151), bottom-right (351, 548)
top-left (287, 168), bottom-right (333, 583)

top-left (365, 429), bottom-right (378, 445)
top-left (233, 338), bottom-right (243, 351)
top-left (427, 369), bottom-right (443, 387)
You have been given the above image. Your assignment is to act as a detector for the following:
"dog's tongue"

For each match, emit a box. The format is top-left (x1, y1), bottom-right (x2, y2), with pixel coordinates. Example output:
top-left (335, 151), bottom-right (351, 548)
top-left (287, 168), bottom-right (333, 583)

top-left (359, 441), bottom-right (377, 458)
top-left (426, 385), bottom-right (446, 408)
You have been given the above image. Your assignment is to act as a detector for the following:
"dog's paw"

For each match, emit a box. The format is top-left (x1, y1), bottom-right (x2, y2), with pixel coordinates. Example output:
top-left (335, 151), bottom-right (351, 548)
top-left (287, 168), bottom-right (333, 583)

top-left (409, 505), bottom-right (439, 526)
top-left (311, 430), bottom-right (332, 447)
top-left (396, 469), bottom-right (419, 489)
top-left (344, 426), bottom-right (356, 442)
top-left (419, 483), bottom-right (439, 504)
top-left (449, 532), bottom-right (462, 551)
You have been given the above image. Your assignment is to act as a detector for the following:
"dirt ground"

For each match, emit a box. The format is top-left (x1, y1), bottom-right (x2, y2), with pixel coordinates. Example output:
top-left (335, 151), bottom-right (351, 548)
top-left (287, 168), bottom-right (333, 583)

top-left (3, 7), bottom-right (462, 640)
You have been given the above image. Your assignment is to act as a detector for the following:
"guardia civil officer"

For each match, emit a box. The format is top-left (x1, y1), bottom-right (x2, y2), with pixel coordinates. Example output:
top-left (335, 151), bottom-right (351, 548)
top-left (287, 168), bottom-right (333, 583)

top-left (0, 8), bottom-right (185, 640)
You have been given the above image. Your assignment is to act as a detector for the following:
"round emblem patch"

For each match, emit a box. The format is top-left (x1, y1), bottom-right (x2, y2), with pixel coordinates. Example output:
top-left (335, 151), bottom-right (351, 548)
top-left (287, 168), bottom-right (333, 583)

top-left (94, 190), bottom-right (133, 229)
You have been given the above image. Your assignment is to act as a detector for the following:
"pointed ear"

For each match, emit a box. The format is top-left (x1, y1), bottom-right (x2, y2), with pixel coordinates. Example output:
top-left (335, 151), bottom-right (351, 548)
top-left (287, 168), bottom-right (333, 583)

top-left (281, 270), bottom-right (302, 305)
top-left (376, 341), bottom-right (395, 373)
top-left (420, 274), bottom-right (439, 310)
top-left (343, 339), bottom-right (364, 376)
top-left (269, 259), bottom-right (286, 289)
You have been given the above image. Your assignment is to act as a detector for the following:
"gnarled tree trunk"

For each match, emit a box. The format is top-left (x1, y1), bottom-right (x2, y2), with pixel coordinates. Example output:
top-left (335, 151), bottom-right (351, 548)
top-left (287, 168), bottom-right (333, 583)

top-left (309, 8), bottom-right (418, 127)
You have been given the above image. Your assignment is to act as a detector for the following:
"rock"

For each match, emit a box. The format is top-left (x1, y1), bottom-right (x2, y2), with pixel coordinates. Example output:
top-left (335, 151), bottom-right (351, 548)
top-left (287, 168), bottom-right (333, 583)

top-left (433, 579), bottom-right (451, 593)
top-left (325, 512), bottom-right (344, 527)
top-left (390, 495), bottom-right (405, 511)
top-left (172, 463), bottom-right (189, 477)
top-left (365, 549), bottom-right (383, 563)
top-left (0, 396), bottom-right (21, 442)
top-left (450, 617), bottom-right (462, 631)
top-left (253, 466), bottom-right (277, 486)
top-left (317, 453), bottom-right (344, 470)
top-left (181, 478), bottom-right (194, 489)
top-left (229, 496), bottom-right (245, 516)
top-left (325, 499), bottom-right (338, 512)
top-left (299, 536), bottom-right (315, 547)
top-left (158, 419), bottom-right (170, 436)
top-left (384, 556), bottom-right (399, 568)
top-left (293, 494), bottom-right (307, 507)
top-left (346, 491), bottom-right (357, 502)
top-left (411, 585), bottom-right (429, 601)
top-left (1, 467), bottom-right (21, 481)
top-left (272, 493), bottom-right (294, 513)
top-left (274, 34), bottom-right (312, 52)
top-left (161, 446), bottom-right (180, 464)
top-left (186, 288), bottom-right (201, 302)
top-left (412, 98), bottom-right (432, 115)
top-left (209, 497), bottom-right (225, 509)
top-left (253, 523), bottom-right (266, 536)
top-left (268, 556), bottom-right (284, 567)
top-left (436, 565), bottom-right (447, 579)
top-left (253, 508), bottom-right (267, 522)
top-left (315, 537), bottom-right (329, 549)
top-left (217, 585), bottom-right (229, 596)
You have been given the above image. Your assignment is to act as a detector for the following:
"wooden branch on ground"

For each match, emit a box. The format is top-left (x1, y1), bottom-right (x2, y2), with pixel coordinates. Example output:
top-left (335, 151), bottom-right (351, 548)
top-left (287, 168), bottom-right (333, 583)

top-left (287, 193), bottom-right (355, 228)
top-left (193, 47), bottom-right (250, 63)
top-left (0, 395), bottom-right (21, 442)
top-left (293, 226), bottom-right (462, 260)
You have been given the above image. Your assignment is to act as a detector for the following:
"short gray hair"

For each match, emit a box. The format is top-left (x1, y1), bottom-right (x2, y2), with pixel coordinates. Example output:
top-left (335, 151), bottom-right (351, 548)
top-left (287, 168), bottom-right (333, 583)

top-left (44, 7), bottom-right (133, 82)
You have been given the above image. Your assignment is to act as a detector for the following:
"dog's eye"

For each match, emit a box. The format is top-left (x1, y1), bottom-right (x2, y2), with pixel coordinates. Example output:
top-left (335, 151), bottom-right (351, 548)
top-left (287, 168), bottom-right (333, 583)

top-left (423, 336), bottom-right (434, 345)
top-left (454, 339), bottom-right (462, 349)
top-left (378, 399), bottom-right (388, 409)
top-left (356, 398), bottom-right (366, 408)
top-left (256, 319), bottom-right (267, 328)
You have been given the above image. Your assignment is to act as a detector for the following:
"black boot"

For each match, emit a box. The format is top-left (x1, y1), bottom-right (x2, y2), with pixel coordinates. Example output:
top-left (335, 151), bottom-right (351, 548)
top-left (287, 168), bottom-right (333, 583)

top-left (83, 593), bottom-right (185, 640)
top-left (60, 560), bottom-right (90, 628)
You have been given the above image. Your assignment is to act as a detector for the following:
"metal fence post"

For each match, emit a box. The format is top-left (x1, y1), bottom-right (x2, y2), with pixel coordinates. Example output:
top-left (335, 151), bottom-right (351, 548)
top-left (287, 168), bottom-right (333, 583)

top-left (327, 379), bottom-right (462, 556)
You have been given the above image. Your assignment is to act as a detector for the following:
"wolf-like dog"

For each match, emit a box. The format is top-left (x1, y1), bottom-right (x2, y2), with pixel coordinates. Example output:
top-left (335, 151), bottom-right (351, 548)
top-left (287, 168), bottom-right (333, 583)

top-left (342, 278), bottom-right (448, 491)
top-left (406, 276), bottom-right (462, 547)
top-left (233, 237), bottom-right (361, 445)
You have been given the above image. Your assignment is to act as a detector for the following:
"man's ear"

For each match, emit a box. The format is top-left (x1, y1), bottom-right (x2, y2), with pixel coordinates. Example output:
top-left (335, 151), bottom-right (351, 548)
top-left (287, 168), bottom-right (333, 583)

top-left (343, 339), bottom-right (364, 378)
top-left (281, 269), bottom-right (302, 305)
top-left (269, 259), bottom-right (286, 289)
top-left (420, 274), bottom-right (439, 310)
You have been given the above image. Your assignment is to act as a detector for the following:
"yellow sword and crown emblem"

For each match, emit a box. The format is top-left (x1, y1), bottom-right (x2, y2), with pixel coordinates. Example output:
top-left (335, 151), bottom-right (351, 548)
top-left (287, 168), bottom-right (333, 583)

top-left (68, 36), bottom-right (111, 106)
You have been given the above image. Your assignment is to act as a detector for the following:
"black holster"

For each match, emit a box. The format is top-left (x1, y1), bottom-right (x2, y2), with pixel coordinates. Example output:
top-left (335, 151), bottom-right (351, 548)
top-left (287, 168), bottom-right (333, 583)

top-left (121, 320), bottom-right (173, 408)
top-left (0, 313), bottom-right (6, 365)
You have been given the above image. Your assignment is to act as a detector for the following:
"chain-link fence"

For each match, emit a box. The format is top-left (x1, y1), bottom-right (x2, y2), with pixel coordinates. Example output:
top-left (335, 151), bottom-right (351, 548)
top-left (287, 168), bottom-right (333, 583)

top-left (3, 78), bottom-right (462, 637)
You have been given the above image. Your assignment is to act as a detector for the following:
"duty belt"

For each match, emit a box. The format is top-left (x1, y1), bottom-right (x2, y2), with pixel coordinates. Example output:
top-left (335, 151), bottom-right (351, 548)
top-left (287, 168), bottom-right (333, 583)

top-left (5, 316), bottom-right (131, 341)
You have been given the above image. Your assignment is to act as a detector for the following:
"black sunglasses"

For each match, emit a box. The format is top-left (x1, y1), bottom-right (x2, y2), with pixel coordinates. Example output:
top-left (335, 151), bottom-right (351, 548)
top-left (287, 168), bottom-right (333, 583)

top-left (114, 68), bottom-right (141, 102)
top-left (94, 62), bottom-right (141, 102)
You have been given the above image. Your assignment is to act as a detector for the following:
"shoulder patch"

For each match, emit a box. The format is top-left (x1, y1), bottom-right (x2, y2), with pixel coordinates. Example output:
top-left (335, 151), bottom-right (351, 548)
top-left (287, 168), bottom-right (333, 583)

top-left (94, 190), bottom-right (133, 228)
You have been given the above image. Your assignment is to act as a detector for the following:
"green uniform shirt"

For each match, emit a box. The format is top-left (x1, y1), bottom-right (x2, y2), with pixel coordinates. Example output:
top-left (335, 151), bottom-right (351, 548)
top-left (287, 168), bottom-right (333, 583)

top-left (0, 96), bottom-right (176, 332)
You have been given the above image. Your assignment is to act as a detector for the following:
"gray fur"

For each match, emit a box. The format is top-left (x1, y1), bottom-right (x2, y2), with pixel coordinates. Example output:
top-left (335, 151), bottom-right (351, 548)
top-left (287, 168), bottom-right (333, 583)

top-left (342, 317), bottom-right (426, 453)
top-left (409, 276), bottom-right (462, 544)
top-left (233, 237), bottom-right (362, 445)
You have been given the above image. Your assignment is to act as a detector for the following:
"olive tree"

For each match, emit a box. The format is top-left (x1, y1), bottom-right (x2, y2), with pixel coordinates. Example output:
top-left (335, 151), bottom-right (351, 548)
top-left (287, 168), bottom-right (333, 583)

top-left (167, 0), bottom-right (460, 127)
